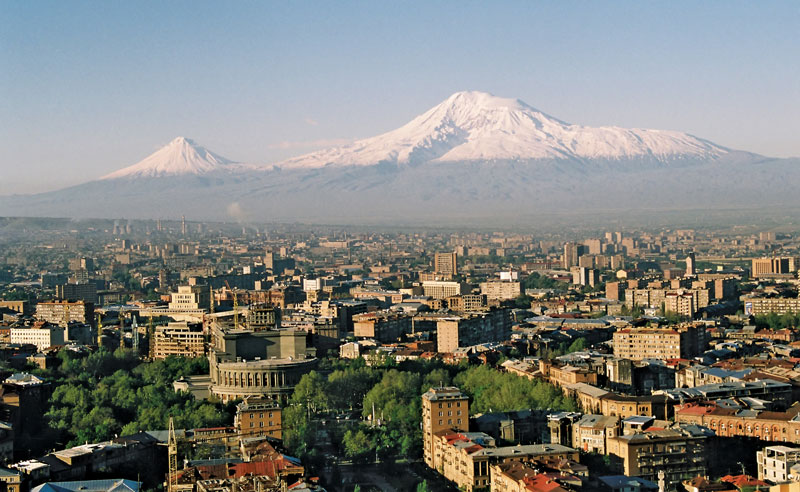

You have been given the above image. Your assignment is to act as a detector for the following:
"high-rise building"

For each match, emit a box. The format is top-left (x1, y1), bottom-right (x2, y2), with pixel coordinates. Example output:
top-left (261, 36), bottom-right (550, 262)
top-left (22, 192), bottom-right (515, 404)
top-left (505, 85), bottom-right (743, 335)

top-left (562, 243), bottom-right (585, 269)
top-left (434, 252), bottom-right (458, 279)
top-left (422, 386), bottom-right (469, 468)
top-left (685, 252), bottom-right (696, 276)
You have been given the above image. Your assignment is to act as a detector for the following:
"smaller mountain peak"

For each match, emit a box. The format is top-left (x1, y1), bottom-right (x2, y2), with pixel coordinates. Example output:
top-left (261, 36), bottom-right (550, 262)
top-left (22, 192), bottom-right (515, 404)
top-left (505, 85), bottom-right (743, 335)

top-left (100, 137), bottom-right (238, 180)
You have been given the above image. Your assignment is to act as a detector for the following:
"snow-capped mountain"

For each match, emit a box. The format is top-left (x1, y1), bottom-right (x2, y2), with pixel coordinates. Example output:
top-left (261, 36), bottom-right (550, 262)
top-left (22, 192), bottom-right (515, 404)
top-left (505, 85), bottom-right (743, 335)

top-left (100, 137), bottom-right (254, 180)
top-left (280, 91), bottom-right (728, 169)
top-left (2, 91), bottom-right (797, 224)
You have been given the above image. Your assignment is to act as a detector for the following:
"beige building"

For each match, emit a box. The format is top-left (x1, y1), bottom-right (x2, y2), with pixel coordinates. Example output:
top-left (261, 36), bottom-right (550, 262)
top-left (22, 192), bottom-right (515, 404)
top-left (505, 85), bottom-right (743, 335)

top-left (479, 281), bottom-right (521, 301)
top-left (606, 428), bottom-right (708, 489)
top-left (352, 311), bottom-right (411, 342)
top-left (235, 397), bottom-right (282, 440)
top-left (613, 324), bottom-right (707, 360)
top-left (35, 300), bottom-right (94, 326)
top-left (752, 257), bottom-right (792, 278)
top-left (152, 321), bottom-right (205, 359)
top-left (431, 431), bottom-right (578, 492)
top-left (572, 414), bottom-right (619, 454)
top-left (744, 297), bottom-right (800, 316)
top-left (434, 252), bottom-right (458, 279)
top-left (422, 281), bottom-right (469, 300)
top-left (169, 284), bottom-right (211, 310)
top-left (436, 308), bottom-right (511, 353)
top-left (422, 386), bottom-right (470, 468)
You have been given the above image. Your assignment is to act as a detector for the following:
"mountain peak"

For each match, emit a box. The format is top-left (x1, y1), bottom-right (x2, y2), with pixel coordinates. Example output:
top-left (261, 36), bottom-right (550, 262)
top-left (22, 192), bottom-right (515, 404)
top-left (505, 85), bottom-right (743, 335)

top-left (100, 137), bottom-right (238, 180)
top-left (279, 91), bottom-right (728, 169)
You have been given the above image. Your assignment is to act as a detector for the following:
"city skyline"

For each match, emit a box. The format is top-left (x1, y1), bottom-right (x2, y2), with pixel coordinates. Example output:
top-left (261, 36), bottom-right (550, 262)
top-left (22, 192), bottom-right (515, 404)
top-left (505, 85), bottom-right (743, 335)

top-left (3, 1), bottom-right (800, 194)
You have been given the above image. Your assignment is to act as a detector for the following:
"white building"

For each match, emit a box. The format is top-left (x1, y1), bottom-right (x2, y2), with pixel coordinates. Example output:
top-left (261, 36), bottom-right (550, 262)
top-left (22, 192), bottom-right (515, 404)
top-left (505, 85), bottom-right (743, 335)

top-left (169, 285), bottom-right (210, 311)
top-left (10, 324), bottom-right (65, 351)
top-left (757, 445), bottom-right (800, 482)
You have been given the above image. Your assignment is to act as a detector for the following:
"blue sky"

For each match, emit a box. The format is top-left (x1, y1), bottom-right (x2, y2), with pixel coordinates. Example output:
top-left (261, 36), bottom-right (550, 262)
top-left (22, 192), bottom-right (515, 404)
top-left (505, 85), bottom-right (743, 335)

top-left (2, 1), bottom-right (799, 194)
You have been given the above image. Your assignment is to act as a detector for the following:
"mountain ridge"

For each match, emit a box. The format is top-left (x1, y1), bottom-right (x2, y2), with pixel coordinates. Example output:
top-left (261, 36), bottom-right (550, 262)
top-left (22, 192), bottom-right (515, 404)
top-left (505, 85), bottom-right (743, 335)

top-left (278, 91), bottom-right (731, 169)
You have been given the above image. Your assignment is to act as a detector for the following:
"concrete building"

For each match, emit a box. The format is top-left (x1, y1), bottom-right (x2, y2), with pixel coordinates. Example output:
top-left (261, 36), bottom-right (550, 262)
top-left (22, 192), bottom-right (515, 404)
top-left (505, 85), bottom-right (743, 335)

top-left (169, 285), bottom-right (211, 311)
top-left (743, 297), bottom-right (800, 316)
top-left (152, 322), bottom-right (205, 359)
top-left (433, 252), bottom-right (458, 279)
top-left (436, 308), bottom-right (511, 353)
top-left (606, 427), bottom-right (709, 490)
top-left (613, 325), bottom-right (707, 361)
top-left (479, 280), bottom-right (521, 301)
top-left (352, 311), bottom-right (411, 342)
top-left (10, 322), bottom-right (65, 351)
top-left (35, 300), bottom-right (94, 327)
top-left (55, 282), bottom-right (98, 304)
top-left (422, 281), bottom-right (469, 300)
top-left (757, 445), bottom-right (800, 483)
top-left (752, 257), bottom-right (792, 278)
top-left (422, 386), bottom-right (469, 468)
top-left (686, 253), bottom-right (697, 276)
top-left (208, 321), bottom-right (317, 403)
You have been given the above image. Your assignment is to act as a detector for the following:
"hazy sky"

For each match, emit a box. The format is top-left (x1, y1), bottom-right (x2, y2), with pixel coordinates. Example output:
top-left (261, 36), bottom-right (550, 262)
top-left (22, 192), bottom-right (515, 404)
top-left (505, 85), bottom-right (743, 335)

top-left (2, 1), bottom-right (799, 194)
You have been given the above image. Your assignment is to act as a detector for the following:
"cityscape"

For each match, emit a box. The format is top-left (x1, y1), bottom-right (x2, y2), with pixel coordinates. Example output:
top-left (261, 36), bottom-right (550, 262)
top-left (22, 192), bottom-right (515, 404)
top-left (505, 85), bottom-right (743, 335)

top-left (2, 2), bottom-right (800, 492)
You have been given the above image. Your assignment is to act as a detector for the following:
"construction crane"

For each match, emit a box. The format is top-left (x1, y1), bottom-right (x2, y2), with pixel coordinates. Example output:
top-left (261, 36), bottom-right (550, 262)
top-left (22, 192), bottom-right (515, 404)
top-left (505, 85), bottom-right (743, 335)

top-left (168, 417), bottom-right (177, 492)
top-left (119, 310), bottom-right (126, 349)
top-left (131, 315), bottom-right (139, 352)
top-left (95, 313), bottom-right (103, 348)
top-left (224, 280), bottom-right (239, 329)
top-left (148, 315), bottom-right (155, 359)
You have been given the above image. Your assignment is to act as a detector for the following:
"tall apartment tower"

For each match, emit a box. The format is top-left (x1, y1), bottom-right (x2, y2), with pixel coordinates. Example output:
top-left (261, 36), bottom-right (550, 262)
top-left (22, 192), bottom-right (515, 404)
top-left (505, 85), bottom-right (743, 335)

top-left (181, 215), bottom-right (187, 236)
top-left (422, 386), bottom-right (469, 468)
top-left (685, 252), bottom-right (696, 277)
top-left (563, 243), bottom-right (586, 269)
top-left (434, 252), bottom-right (458, 279)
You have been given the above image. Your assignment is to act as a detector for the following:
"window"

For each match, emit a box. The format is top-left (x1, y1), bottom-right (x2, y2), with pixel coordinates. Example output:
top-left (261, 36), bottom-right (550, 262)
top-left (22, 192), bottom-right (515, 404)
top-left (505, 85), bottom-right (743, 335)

top-left (259, 422), bottom-right (264, 427)
top-left (439, 411), bottom-right (443, 417)
top-left (250, 422), bottom-right (254, 428)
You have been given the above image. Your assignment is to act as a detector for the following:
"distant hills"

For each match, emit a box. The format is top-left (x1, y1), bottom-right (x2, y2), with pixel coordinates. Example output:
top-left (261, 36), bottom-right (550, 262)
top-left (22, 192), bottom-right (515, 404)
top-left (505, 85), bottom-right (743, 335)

top-left (1, 91), bottom-right (798, 225)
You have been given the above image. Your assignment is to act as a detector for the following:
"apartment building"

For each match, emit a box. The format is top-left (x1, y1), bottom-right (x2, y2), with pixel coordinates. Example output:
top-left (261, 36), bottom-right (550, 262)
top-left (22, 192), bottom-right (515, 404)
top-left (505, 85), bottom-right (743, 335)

top-left (431, 430), bottom-right (578, 492)
top-left (606, 427), bottom-right (709, 490)
top-left (743, 296), bottom-right (800, 316)
top-left (35, 300), bottom-right (94, 326)
top-left (433, 252), bottom-right (458, 279)
top-left (422, 386), bottom-right (470, 468)
top-left (436, 308), bottom-right (511, 353)
top-left (572, 414), bottom-right (619, 454)
top-left (613, 325), bottom-right (707, 361)
top-left (352, 311), bottom-right (411, 342)
top-left (757, 445), bottom-right (800, 483)
top-left (152, 322), bottom-right (205, 359)
top-left (235, 397), bottom-right (282, 440)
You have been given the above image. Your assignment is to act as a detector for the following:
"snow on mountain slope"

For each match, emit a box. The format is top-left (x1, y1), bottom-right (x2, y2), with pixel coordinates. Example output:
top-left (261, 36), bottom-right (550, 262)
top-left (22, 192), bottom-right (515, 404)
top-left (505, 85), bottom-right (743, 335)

top-left (100, 137), bottom-right (254, 180)
top-left (279, 91), bottom-right (729, 169)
